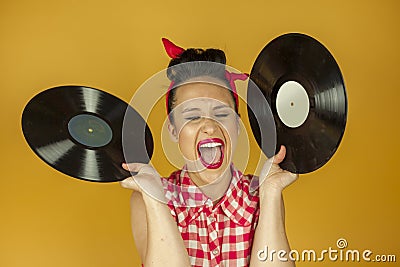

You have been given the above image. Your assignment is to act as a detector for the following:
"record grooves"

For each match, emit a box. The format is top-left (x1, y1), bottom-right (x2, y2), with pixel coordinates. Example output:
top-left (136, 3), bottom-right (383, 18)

top-left (248, 33), bottom-right (347, 173)
top-left (22, 86), bottom-right (153, 182)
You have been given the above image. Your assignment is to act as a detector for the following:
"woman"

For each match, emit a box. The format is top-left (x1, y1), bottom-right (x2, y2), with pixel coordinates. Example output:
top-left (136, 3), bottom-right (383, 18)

top-left (120, 38), bottom-right (298, 267)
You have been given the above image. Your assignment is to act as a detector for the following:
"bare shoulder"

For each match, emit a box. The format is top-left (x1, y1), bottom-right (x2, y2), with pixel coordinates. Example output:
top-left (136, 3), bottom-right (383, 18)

top-left (130, 191), bottom-right (147, 261)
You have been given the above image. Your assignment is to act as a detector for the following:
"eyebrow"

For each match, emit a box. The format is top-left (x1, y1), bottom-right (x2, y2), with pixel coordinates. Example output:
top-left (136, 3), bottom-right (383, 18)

top-left (213, 104), bottom-right (231, 111)
top-left (182, 107), bottom-right (201, 113)
top-left (181, 105), bottom-right (231, 113)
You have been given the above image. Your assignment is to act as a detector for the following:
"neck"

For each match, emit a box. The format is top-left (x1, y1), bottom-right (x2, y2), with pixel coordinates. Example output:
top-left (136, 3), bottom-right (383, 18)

top-left (188, 165), bottom-right (233, 202)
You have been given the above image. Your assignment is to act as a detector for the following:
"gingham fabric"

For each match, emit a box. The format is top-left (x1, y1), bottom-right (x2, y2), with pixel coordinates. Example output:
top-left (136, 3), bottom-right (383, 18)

top-left (161, 165), bottom-right (260, 267)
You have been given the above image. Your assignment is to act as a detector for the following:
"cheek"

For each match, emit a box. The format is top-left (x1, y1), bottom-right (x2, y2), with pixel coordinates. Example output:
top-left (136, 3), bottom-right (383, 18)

top-left (221, 121), bottom-right (239, 147)
top-left (177, 124), bottom-right (198, 158)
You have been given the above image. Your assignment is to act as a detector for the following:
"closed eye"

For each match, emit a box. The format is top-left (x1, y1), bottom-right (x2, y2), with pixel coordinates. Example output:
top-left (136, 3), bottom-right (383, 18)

top-left (215, 113), bottom-right (229, 118)
top-left (184, 116), bottom-right (201, 121)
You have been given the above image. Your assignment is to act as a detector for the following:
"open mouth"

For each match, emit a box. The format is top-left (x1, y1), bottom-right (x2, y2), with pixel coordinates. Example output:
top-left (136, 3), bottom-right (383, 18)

top-left (197, 138), bottom-right (225, 169)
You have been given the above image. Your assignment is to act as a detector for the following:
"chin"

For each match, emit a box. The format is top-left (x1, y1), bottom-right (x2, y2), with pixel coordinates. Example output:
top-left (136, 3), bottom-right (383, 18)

top-left (196, 160), bottom-right (231, 185)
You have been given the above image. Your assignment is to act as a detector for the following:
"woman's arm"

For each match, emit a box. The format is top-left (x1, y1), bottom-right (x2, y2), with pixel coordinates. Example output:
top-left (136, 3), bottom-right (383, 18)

top-left (121, 163), bottom-right (190, 267)
top-left (250, 146), bottom-right (298, 267)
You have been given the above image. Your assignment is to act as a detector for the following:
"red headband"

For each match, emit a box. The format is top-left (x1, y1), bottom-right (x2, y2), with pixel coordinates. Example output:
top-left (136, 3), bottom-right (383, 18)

top-left (162, 38), bottom-right (248, 113)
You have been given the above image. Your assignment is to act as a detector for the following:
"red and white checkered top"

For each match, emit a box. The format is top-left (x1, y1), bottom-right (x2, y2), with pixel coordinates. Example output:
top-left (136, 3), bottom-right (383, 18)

top-left (161, 165), bottom-right (260, 267)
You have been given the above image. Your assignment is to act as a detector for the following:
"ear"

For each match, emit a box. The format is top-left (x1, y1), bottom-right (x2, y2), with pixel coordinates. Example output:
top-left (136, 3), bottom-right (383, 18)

top-left (168, 121), bottom-right (179, 142)
top-left (236, 113), bottom-right (241, 135)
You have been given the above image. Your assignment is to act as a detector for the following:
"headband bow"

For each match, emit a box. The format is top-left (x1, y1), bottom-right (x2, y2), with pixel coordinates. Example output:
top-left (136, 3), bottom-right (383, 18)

top-left (162, 38), bottom-right (185, 59)
top-left (162, 38), bottom-right (248, 113)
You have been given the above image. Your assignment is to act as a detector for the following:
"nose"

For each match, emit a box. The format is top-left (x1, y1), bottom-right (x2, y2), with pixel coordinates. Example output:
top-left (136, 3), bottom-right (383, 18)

top-left (200, 117), bottom-right (218, 135)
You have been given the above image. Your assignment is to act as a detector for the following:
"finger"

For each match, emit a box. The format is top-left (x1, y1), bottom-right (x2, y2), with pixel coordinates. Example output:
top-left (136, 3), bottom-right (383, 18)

top-left (119, 176), bottom-right (138, 190)
top-left (273, 145), bottom-right (286, 165)
top-left (259, 145), bottom-right (286, 179)
top-left (122, 162), bottom-right (146, 172)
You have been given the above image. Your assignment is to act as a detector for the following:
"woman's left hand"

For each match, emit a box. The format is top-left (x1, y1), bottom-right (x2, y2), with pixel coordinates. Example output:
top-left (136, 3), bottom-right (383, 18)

top-left (258, 145), bottom-right (298, 194)
top-left (250, 145), bottom-right (297, 267)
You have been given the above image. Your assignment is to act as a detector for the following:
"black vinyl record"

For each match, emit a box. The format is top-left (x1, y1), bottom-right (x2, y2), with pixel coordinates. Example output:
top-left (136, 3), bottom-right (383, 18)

top-left (22, 85), bottom-right (153, 182)
top-left (248, 33), bottom-right (347, 173)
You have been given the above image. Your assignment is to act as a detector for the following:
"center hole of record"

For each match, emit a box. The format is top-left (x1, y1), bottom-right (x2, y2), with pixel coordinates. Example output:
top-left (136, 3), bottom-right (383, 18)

top-left (68, 114), bottom-right (113, 148)
top-left (276, 81), bottom-right (310, 128)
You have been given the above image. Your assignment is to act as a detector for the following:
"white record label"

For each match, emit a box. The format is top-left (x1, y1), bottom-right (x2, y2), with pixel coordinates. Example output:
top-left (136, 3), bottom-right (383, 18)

top-left (276, 81), bottom-right (310, 128)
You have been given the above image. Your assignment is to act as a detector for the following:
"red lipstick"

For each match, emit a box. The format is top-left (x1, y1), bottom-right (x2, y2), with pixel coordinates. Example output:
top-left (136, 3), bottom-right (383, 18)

top-left (197, 138), bottom-right (225, 169)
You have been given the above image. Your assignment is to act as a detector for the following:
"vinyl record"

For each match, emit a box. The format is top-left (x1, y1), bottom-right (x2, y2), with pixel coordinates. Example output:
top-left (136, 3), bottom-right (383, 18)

top-left (22, 85), bottom-right (153, 182)
top-left (248, 33), bottom-right (347, 173)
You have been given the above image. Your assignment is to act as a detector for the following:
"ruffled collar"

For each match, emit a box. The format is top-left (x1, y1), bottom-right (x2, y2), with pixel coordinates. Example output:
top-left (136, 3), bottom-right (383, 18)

top-left (162, 165), bottom-right (259, 227)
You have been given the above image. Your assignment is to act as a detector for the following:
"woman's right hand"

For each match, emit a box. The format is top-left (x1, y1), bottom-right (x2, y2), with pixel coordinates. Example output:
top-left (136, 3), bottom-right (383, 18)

top-left (120, 163), bottom-right (191, 266)
top-left (119, 163), bottom-right (167, 203)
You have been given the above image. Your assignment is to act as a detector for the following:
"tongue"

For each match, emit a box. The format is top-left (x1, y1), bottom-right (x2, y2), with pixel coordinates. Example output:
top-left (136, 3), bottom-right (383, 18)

top-left (199, 146), bottom-right (221, 165)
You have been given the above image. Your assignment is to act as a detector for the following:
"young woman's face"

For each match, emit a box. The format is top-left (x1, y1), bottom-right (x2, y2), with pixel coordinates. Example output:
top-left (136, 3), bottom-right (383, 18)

top-left (168, 82), bottom-right (239, 186)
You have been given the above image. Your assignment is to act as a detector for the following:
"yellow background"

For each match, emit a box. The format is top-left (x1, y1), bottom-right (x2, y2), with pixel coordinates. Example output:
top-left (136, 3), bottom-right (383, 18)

top-left (1, 0), bottom-right (399, 266)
